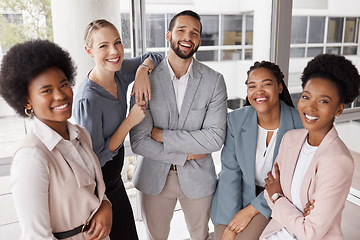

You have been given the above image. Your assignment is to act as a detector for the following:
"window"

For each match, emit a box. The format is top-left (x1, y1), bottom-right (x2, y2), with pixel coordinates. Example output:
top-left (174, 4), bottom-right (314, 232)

top-left (290, 16), bottom-right (360, 58)
top-left (143, 13), bottom-right (253, 62)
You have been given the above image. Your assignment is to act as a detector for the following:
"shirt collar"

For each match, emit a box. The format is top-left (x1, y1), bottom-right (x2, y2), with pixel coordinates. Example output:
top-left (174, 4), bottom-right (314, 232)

top-left (33, 118), bottom-right (80, 151)
top-left (166, 57), bottom-right (194, 80)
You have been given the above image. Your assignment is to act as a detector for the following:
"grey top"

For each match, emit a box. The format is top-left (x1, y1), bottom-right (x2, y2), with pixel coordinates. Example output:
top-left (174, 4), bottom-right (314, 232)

top-left (73, 53), bottom-right (163, 167)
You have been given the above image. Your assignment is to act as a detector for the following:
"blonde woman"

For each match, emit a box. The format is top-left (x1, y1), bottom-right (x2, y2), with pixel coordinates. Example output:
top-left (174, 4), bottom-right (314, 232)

top-left (73, 19), bottom-right (163, 239)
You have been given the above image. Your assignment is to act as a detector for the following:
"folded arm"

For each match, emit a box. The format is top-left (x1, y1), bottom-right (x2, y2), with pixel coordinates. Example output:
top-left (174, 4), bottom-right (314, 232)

top-left (130, 102), bottom-right (188, 166)
top-left (266, 153), bottom-right (353, 239)
top-left (162, 74), bottom-right (227, 154)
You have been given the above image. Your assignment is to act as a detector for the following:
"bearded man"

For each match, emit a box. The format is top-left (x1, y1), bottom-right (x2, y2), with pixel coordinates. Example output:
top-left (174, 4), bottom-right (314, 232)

top-left (130, 10), bottom-right (228, 240)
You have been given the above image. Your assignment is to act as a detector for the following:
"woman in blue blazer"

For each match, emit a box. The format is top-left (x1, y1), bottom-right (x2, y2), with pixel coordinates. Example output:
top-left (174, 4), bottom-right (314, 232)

top-left (211, 61), bottom-right (303, 240)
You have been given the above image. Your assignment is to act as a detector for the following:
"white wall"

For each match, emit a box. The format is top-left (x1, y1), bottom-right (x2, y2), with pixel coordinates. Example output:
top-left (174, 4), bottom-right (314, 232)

top-left (51, 0), bottom-right (122, 91)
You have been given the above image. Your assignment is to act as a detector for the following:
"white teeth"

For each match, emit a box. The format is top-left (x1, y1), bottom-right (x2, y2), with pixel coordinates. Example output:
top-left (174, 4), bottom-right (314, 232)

top-left (107, 58), bottom-right (119, 62)
top-left (53, 103), bottom-right (68, 110)
top-left (305, 114), bottom-right (319, 120)
top-left (180, 43), bottom-right (191, 47)
top-left (256, 97), bottom-right (267, 102)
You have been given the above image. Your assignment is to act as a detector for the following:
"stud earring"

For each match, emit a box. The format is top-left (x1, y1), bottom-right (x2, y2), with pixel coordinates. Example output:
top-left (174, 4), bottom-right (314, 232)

top-left (25, 108), bottom-right (34, 117)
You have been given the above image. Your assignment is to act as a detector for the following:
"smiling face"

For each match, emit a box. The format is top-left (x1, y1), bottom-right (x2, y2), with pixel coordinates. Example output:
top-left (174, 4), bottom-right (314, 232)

top-left (297, 77), bottom-right (344, 145)
top-left (166, 15), bottom-right (201, 59)
top-left (25, 67), bottom-right (73, 131)
top-left (85, 27), bottom-right (124, 73)
top-left (246, 68), bottom-right (283, 116)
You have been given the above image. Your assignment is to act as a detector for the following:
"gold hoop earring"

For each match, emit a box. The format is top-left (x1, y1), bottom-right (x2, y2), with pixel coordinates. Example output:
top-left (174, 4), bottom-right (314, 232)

top-left (25, 108), bottom-right (34, 117)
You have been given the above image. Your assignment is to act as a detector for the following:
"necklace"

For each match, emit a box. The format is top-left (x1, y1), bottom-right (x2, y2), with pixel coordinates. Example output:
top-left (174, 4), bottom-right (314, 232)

top-left (91, 74), bottom-right (118, 98)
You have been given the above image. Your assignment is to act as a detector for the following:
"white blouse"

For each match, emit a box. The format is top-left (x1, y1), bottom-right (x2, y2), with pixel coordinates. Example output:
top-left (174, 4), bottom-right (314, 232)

top-left (11, 118), bottom-right (96, 239)
top-left (255, 125), bottom-right (278, 186)
top-left (266, 139), bottom-right (318, 240)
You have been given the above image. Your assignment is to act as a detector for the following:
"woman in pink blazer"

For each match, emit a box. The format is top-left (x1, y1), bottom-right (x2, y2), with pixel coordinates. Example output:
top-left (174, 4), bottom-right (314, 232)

top-left (261, 54), bottom-right (360, 240)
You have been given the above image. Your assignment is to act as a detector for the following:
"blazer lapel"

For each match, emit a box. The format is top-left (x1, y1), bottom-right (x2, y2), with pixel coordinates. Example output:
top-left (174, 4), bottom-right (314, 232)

top-left (54, 148), bottom-right (95, 189)
top-left (178, 59), bottom-right (202, 129)
top-left (282, 130), bottom-right (308, 201)
top-left (299, 126), bottom-right (338, 206)
top-left (156, 61), bottom-right (179, 129)
top-left (77, 127), bottom-right (105, 198)
top-left (241, 109), bottom-right (258, 185)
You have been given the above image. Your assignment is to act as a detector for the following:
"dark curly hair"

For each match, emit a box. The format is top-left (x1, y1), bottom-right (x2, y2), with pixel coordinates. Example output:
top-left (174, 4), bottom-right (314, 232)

top-left (301, 54), bottom-right (360, 104)
top-left (244, 61), bottom-right (294, 107)
top-left (0, 39), bottom-right (77, 117)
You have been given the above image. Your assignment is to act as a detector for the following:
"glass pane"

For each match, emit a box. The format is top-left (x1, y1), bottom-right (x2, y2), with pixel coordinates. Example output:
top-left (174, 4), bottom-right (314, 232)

top-left (146, 14), bottom-right (166, 48)
top-left (200, 15), bottom-right (219, 46)
top-left (3, 13), bottom-right (23, 23)
top-left (121, 14), bottom-right (131, 49)
top-left (354, 95), bottom-right (360, 107)
top-left (222, 15), bottom-right (242, 45)
top-left (307, 47), bottom-right (323, 57)
top-left (327, 17), bottom-right (344, 43)
top-left (326, 46), bottom-right (341, 54)
top-left (290, 47), bottom-right (305, 58)
top-left (221, 49), bottom-right (241, 60)
top-left (245, 49), bottom-right (252, 59)
top-left (343, 46), bottom-right (357, 55)
top-left (308, 17), bottom-right (325, 43)
top-left (245, 15), bottom-right (253, 45)
top-left (291, 16), bottom-right (307, 44)
top-left (124, 52), bottom-right (132, 58)
top-left (196, 50), bottom-right (218, 61)
top-left (344, 17), bottom-right (356, 42)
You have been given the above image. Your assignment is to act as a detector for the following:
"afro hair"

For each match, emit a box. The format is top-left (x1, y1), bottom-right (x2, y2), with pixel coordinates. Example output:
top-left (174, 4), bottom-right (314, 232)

top-left (301, 54), bottom-right (360, 104)
top-left (0, 39), bottom-right (77, 117)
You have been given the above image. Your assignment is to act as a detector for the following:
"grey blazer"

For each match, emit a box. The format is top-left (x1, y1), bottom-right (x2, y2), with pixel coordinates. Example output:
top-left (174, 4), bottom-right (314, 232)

top-left (130, 58), bottom-right (228, 199)
top-left (210, 101), bottom-right (303, 225)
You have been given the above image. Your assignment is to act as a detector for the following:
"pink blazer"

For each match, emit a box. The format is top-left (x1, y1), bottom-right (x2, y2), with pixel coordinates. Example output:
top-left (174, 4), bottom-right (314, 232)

top-left (260, 127), bottom-right (354, 240)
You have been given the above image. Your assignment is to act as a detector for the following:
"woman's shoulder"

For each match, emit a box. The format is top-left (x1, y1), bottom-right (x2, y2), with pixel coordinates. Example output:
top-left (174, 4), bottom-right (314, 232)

top-left (227, 105), bottom-right (255, 125)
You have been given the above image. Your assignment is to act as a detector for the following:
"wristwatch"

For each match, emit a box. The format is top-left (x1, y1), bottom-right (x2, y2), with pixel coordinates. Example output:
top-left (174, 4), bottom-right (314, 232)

top-left (271, 192), bottom-right (283, 204)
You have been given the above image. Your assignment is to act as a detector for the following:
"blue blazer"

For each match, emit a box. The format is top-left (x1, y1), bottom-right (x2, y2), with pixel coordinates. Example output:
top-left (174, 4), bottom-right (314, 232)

top-left (210, 100), bottom-right (303, 225)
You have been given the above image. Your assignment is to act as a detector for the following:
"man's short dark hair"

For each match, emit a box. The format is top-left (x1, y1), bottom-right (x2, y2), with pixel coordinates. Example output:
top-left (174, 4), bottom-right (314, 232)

top-left (168, 10), bottom-right (202, 35)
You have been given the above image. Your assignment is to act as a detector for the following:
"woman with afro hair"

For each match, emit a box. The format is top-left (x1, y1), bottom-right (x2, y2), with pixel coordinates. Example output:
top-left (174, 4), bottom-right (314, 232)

top-left (211, 61), bottom-right (303, 240)
top-left (0, 39), bottom-right (112, 239)
top-left (261, 54), bottom-right (360, 240)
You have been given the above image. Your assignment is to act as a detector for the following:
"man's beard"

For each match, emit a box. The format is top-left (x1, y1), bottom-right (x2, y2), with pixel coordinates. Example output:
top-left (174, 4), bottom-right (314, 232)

top-left (170, 37), bottom-right (199, 59)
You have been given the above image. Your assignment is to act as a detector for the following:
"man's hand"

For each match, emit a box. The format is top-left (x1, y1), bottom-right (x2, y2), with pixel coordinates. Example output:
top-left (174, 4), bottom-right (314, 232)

top-left (186, 153), bottom-right (208, 160)
top-left (151, 127), bottom-right (163, 143)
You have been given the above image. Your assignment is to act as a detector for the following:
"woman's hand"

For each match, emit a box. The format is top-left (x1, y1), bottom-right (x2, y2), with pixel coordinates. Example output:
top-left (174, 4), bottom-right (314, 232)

top-left (127, 101), bottom-right (146, 128)
top-left (87, 200), bottom-right (112, 240)
top-left (221, 227), bottom-right (237, 240)
top-left (264, 162), bottom-right (283, 198)
top-left (304, 199), bottom-right (315, 217)
top-left (131, 65), bottom-right (151, 105)
top-left (227, 204), bottom-right (259, 234)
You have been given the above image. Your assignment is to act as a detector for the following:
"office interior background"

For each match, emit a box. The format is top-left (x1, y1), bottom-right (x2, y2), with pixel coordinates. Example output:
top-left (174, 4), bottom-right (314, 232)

top-left (0, 0), bottom-right (360, 239)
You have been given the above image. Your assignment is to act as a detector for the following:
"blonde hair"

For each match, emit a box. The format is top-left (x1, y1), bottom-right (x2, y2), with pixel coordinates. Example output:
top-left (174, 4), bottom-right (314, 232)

top-left (84, 19), bottom-right (119, 47)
